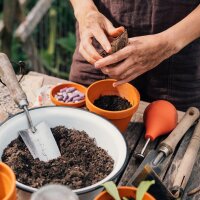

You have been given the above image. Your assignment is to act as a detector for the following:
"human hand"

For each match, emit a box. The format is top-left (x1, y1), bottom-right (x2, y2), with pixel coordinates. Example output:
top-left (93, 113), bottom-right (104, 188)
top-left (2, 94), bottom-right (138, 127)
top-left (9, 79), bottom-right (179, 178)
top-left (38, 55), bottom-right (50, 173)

top-left (78, 10), bottom-right (124, 64)
top-left (95, 33), bottom-right (178, 86)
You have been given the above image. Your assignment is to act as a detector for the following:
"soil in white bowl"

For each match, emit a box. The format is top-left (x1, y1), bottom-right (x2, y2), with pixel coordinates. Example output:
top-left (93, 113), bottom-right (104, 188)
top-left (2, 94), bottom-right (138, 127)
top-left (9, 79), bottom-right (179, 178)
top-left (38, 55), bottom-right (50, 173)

top-left (2, 126), bottom-right (114, 190)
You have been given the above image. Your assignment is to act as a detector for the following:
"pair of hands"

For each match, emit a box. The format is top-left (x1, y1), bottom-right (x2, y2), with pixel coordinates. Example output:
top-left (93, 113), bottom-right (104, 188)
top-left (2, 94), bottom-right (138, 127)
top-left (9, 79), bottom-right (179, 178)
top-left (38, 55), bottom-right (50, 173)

top-left (78, 10), bottom-right (177, 86)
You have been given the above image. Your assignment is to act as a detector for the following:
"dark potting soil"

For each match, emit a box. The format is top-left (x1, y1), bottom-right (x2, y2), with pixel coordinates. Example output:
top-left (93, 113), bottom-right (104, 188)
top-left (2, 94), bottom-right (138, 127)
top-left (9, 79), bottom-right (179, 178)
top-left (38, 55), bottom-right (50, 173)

top-left (2, 126), bottom-right (114, 189)
top-left (94, 95), bottom-right (132, 111)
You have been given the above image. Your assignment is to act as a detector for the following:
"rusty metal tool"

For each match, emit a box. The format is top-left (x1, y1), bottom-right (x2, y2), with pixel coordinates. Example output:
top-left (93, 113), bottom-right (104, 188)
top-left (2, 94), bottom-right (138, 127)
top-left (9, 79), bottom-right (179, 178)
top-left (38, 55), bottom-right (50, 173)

top-left (127, 107), bottom-right (200, 200)
top-left (0, 53), bottom-right (61, 162)
top-left (170, 118), bottom-right (200, 198)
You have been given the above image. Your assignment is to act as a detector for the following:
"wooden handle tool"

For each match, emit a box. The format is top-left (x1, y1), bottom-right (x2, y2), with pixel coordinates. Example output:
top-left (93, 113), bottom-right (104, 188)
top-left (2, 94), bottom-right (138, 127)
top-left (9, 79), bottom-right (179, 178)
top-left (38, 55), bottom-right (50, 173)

top-left (153, 107), bottom-right (199, 165)
top-left (0, 53), bottom-right (28, 108)
top-left (170, 119), bottom-right (200, 198)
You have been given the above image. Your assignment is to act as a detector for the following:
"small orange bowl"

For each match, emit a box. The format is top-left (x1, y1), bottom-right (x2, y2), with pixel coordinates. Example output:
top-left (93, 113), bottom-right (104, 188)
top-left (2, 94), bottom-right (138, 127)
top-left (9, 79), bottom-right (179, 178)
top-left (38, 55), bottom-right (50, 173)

top-left (50, 82), bottom-right (87, 107)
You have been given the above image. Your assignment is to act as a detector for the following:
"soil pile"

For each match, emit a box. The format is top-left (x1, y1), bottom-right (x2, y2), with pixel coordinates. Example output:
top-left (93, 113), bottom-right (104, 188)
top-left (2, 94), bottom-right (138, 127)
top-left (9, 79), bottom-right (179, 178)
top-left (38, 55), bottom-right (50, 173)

top-left (94, 95), bottom-right (132, 111)
top-left (2, 126), bottom-right (114, 189)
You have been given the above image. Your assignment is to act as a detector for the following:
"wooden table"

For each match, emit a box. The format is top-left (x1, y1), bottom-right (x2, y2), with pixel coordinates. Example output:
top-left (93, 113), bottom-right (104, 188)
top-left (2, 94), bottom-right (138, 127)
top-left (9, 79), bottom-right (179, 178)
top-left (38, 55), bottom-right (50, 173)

top-left (0, 72), bottom-right (200, 200)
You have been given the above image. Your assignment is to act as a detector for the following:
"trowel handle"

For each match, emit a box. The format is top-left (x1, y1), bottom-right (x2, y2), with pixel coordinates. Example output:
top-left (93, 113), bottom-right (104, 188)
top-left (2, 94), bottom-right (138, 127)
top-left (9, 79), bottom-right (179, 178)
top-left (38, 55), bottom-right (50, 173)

top-left (0, 53), bottom-right (28, 107)
top-left (171, 119), bottom-right (200, 197)
top-left (159, 107), bottom-right (199, 154)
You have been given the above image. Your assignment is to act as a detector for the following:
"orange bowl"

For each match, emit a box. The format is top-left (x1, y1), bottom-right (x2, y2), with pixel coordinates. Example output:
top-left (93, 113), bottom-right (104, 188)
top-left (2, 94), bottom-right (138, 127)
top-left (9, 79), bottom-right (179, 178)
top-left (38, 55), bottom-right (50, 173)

top-left (0, 162), bottom-right (16, 200)
top-left (50, 82), bottom-right (87, 107)
top-left (86, 79), bottom-right (140, 133)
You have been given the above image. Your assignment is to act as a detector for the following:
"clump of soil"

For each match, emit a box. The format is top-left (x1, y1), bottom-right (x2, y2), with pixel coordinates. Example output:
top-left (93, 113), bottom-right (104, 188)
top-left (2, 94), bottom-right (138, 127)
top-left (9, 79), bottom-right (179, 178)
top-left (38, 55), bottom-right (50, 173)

top-left (2, 126), bottom-right (114, 189)
top-left (94, 95), bottom-right (132, 111)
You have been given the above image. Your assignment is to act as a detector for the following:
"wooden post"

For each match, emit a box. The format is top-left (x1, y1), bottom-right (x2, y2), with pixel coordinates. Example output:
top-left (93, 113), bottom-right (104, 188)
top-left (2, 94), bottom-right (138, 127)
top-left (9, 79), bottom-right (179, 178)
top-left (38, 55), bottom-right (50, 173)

top-left (15, 0), bottom-right (52, 42)
top-left (16, 0), bottom-right (45, 73)
top-left (1, 0), bottom-right (18, 58)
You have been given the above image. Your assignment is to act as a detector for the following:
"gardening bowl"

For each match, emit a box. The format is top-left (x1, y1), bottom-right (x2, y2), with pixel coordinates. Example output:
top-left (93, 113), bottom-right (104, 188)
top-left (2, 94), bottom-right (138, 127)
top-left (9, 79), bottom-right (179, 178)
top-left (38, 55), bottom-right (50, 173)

top-left (50, 82), bottom-right (87, 107)
top-left (86, 79), bottom-right (140, 133)
top-left (0, 162), bottom-right (16, 200)
top-left (0, 106), bottom-right (128, 200)
top-left (94, 186), bottom-right (155, 200)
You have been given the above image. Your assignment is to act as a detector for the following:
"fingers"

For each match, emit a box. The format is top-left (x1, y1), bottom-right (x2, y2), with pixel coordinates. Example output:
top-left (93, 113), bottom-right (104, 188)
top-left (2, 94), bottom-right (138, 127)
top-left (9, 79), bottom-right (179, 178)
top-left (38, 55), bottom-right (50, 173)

top-left (105, 20), bottom-right (125, 37)
top-left (95, 46), bottom-right (132, 68)
top-left (93, 26), bottom-right (112, 53)
top-left (79, 33), bottom-right (102, 64)
top-left (79, 45), bottom-right (97, 64)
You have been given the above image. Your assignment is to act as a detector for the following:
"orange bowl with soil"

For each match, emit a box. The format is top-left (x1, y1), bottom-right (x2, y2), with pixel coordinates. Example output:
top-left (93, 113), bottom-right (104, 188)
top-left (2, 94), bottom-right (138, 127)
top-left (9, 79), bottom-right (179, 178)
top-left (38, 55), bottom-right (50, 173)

top-left (86, 79), bottom-right (140, 133)
top-left (50, 82), bottom-right (87, 107)
top-left (94, 186), bottom-right (155, 200)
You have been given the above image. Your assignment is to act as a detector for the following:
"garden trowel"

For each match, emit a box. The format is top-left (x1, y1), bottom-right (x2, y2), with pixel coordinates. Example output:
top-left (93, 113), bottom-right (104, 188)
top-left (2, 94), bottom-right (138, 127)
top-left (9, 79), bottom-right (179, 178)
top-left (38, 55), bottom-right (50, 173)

top-left (127, 107), bottom-right (200, 199)
top-left (0, 53), bottom-right (61, 162)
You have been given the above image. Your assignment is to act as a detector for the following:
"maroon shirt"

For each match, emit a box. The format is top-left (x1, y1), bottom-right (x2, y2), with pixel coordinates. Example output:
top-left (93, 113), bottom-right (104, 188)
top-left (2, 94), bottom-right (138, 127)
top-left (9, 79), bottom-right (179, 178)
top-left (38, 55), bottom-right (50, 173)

top-left (70, 0), bottom-right (200, 111)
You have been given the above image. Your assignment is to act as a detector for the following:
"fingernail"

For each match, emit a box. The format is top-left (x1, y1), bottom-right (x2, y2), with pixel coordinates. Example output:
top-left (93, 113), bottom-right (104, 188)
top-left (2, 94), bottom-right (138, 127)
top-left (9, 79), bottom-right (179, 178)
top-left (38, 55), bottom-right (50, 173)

top-left (106, 46), bottom-right (111, 53)
top-left (95, 62), bottom-right (100, 68)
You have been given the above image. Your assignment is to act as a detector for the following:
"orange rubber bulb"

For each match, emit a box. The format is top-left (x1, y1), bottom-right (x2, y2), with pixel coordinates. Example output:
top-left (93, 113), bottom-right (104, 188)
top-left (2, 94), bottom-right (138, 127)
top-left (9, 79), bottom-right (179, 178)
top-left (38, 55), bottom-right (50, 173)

top-left (144, 100), bottom-right (178, 141)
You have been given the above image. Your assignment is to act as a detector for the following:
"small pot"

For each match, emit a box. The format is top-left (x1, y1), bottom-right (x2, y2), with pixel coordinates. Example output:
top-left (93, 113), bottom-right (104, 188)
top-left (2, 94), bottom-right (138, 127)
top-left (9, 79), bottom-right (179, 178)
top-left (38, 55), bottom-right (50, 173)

top-left (50, 82), bottom-right (87, 107)
top-left (0, 162), bottom-right (16, 200)
top-left (86, 79), bottom-right (140, 132)
top-left (94, 186), bottom-right (155, 200)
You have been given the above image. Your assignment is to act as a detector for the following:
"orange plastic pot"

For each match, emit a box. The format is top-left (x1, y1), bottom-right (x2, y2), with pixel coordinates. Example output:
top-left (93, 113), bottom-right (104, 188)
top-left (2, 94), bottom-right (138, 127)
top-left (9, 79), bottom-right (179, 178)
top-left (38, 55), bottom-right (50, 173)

top-left (94, 186), bottom-right (155, 200)
top-left (50, 82), bottom-right (87, 107)
top-left (0, 162), bottom-right (16, 200)
top-left (86, 79), bottom-right (140, 133)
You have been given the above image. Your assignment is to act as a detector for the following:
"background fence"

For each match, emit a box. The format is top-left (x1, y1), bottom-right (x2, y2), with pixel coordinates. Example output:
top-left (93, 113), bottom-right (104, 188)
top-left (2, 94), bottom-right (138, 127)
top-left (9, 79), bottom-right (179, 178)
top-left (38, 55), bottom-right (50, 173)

top-left (0, 0), bottom-right (76, 79)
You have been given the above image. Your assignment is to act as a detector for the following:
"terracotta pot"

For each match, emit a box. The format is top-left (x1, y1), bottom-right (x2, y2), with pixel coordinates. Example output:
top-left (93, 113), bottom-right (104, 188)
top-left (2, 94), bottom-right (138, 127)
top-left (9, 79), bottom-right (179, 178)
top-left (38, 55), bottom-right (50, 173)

top-left (94, 186), bottom-right (155, 200)
top-left (50, 82), bottom-right (87, 107)
top-left (0, 162), bottom-right (16, 200)
top-left (86, 79), bottom-right (140, 132)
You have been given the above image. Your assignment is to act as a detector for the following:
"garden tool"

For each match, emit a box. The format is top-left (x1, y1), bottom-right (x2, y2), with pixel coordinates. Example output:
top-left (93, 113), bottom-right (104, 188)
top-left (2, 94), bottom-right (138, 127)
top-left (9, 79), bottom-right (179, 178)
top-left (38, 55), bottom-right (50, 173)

top-left (135, 100), bottom-right (178, 161)
top-left (127, 107), bottom-right (199, 200)
top-left (0, 53), bottom-right (61, 162)
top-left (170, 118), bottom-right (200, 198)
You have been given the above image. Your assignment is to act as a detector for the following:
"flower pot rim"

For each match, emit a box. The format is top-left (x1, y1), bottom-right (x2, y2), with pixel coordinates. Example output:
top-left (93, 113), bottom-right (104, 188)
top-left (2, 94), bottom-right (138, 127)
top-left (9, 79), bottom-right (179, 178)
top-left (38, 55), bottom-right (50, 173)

top-left (94, 186), bottom-right (156, 200)
top-left (50, 82), bottom-right (87, 107)
top-left (0, 162), bottom-right (16, 200)
top-left (86, 79), bottom-right (140, 115)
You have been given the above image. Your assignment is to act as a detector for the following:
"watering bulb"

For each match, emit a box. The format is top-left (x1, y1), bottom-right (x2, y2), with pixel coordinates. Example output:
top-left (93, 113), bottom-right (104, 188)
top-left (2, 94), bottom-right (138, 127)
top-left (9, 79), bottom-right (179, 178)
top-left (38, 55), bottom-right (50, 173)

top-left (31, 184), bottom-right (79, 200)
top-left (135, 100), bottom-right (178, 161)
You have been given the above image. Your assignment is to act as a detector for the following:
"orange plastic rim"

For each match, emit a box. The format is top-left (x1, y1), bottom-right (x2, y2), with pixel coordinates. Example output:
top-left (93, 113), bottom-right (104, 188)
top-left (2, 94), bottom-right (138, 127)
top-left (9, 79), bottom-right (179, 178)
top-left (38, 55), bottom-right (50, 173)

top-left (94, 186), bottom-right (155, 200)
top-left (0, 162), bottom-right (16, 200)
top-left (50, 82), bottom-right (87, 107)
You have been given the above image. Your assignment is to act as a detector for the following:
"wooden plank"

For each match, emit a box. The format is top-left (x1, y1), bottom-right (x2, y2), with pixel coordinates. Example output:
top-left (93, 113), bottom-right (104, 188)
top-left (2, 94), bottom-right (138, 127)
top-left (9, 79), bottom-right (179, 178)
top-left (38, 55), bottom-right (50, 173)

top-left (1, 0), bottom-right (18, 57)
top-left (163, 125), bottom-right (200, 200)
top-left (15, 0), bottom-right (52, 42)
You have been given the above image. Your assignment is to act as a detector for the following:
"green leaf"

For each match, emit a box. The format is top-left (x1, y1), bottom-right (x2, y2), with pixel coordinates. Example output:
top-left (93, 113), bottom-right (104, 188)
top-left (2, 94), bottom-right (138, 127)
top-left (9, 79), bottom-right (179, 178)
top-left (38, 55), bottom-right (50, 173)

top-left (102, 181), bottom-right (121, 200)
top-left (136, 180), bottom-right (155, 200)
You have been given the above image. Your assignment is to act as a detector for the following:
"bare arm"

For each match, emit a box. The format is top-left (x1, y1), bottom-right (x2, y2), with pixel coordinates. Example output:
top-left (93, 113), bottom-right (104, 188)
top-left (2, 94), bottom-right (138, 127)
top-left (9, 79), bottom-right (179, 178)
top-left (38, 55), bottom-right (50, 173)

top-left (95, 5), bottom-right (200, 86)
top-left (165, 4), bottom-right (200, 51)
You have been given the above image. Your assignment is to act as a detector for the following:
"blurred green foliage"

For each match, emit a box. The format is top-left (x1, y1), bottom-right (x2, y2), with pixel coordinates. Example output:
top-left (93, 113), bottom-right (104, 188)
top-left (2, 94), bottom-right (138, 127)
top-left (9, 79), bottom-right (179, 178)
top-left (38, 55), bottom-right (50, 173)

top-left (0, 0), bottom-right (76, 78)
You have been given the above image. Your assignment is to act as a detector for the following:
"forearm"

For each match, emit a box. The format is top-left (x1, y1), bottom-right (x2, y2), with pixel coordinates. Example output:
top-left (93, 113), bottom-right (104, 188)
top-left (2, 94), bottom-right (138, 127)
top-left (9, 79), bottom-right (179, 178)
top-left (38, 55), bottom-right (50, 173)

top-left (164, 5), bottom-right (200, 52)
top-left (70, 0), bottom-right (98, 22)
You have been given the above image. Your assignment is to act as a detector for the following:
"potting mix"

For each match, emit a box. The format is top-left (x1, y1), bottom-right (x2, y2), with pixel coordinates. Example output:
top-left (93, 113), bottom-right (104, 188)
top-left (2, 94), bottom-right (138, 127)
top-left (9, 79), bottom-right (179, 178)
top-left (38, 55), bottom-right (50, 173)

top-left (94, 95), bottom-right (132, 111)
top-left (2, 126), bottom-right (114, 189)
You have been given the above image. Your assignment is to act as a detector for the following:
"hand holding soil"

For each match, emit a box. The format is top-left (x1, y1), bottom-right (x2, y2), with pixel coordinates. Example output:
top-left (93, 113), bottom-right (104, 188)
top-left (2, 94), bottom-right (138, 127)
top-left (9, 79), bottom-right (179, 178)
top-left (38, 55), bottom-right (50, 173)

top-left (77, 9), bottom-right (124, 64)
top-left (95, 33), bottom-right (178, 86)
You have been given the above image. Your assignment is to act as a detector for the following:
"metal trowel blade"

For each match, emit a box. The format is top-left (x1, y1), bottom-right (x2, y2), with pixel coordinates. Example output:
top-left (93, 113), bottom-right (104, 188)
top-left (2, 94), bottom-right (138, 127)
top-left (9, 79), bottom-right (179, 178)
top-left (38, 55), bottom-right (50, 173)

top-left (19, 121), bottom-right (61, 162)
